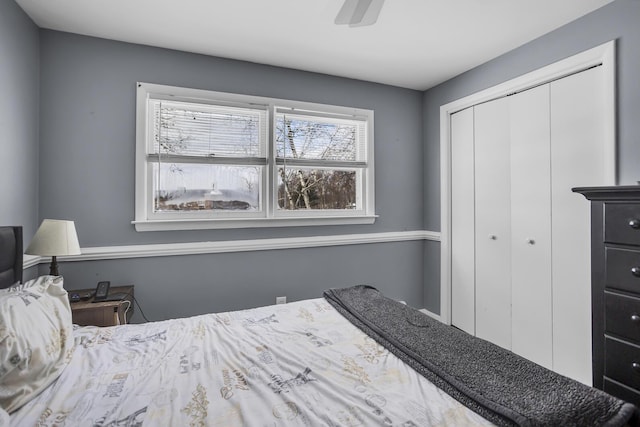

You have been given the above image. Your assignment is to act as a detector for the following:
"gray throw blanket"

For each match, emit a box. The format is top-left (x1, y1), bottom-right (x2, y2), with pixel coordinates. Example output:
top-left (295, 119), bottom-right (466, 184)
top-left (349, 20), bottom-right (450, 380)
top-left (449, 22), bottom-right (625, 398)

top-left (324, 285), bottom-right (639, 427)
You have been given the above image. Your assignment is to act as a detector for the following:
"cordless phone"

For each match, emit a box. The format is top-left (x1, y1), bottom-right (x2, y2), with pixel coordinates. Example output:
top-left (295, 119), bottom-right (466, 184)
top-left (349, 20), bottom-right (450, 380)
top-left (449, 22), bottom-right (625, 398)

top-left (94, 281), bottom-right (110, 301)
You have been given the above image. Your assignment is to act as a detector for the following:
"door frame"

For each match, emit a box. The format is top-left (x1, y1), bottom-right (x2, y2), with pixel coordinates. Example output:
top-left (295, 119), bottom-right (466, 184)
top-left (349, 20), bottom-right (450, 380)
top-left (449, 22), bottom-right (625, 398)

top-left (439, 40), bottom-right (616, 325)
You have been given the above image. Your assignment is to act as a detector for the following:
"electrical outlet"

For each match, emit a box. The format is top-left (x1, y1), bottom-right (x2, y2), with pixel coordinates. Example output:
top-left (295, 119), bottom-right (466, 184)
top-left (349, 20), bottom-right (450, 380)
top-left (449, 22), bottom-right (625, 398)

top-left (276, 296), bottom-right (287, 305)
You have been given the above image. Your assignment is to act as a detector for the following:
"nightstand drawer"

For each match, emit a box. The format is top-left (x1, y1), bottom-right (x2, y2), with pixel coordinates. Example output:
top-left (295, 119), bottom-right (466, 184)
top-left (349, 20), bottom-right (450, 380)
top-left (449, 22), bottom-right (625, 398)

top-left (70, 285), bottom-right (134, 326)
top-left (605, 248), bottom-right (640, 294)
top-left (605, 203), bottom-right (640, 246)
top-left (605, 292), bottom-right (640, 344)
top-left (605, 338), bottom-right (640, 390)
top-left (72, 305), bottom-right (120, 327)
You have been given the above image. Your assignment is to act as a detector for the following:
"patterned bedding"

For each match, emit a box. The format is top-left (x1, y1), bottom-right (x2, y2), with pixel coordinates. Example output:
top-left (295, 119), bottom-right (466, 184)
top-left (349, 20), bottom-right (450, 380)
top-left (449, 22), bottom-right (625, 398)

top-left (9, 297), bottom-right (494, 426)
top-left (326, 286), bottom-right (640, 427)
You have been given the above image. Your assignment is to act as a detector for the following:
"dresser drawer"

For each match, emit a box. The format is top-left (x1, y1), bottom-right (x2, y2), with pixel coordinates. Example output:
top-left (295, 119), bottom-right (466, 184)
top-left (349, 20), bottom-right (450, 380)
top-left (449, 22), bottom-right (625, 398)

top-left (603, 378), bottom-right (640, 406)
top-left (605, 338), bottom-right (640, 390)
top-left (605, 203), bottom-right (640, 246)
top-left (605, 292), bottom-right (640, 343)
top-left (605, 248), bottom-right (640, 294)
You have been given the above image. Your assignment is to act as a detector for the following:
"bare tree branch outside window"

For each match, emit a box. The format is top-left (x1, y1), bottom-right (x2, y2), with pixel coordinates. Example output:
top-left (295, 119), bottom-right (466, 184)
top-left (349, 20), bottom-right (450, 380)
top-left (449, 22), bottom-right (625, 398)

top-left (276, 115), bottom-right (358, 210)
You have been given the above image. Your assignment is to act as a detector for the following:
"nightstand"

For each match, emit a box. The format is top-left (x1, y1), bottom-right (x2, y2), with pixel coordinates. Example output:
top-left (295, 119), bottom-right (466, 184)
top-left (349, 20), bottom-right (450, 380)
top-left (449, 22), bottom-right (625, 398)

top-left (70, 285), bottom-right (134, 327)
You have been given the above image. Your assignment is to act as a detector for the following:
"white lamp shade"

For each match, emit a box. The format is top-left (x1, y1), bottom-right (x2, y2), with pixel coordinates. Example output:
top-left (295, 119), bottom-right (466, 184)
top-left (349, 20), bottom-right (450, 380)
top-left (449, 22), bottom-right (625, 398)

top-left (25, 219), bottom-right (81, 256)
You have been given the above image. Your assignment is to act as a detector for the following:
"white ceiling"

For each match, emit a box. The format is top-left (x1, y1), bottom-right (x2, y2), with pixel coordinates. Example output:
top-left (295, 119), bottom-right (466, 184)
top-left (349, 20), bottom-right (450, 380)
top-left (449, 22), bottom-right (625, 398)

top-left (16, 0), bottom-right (615, 91)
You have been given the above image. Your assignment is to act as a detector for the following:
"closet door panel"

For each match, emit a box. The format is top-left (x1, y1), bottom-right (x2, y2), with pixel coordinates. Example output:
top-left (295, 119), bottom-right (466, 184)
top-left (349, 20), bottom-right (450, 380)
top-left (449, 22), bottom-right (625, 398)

top-left (551, 66), bottom-right (607, 385)
top-left (509, 85), bottom-right (553, 369)
top-left (474, 97), bottom-right (512, 350)
top-left (450, 108), bottom-right (476, 335)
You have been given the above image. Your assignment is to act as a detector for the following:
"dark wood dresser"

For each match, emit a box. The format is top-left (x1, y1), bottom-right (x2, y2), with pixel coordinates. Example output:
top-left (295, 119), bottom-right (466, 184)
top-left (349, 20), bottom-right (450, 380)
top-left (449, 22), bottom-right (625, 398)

top-left (574, 186), bottom-right (640, 405)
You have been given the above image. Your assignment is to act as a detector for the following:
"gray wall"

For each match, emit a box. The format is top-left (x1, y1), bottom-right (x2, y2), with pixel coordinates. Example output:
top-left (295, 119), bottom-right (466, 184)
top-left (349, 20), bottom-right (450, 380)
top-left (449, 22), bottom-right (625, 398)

top-left (422, 0), bottom-right (640, 313)
top-left (38, 31), bottom-right (424, 247)
top-left (0, 0), bottom-right (39, 240)
top-left (60, 241), bottom-right (424, 321)
top-left (0, 0), bottom-right (40, 280)
top-left (8, 0), bottom-right (637, 319)
top-left (35, 30), bottom-right (425, 319)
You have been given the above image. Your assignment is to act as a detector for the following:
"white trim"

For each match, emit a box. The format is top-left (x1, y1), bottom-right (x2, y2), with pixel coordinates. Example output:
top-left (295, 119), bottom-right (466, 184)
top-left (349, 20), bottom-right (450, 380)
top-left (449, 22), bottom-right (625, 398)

top-left (421, 230), bottom-right (441, 242)
top-left (439, 40), bottom-right (616, 326)
top-left (133, 215), bottom-right (378, 231)
top-left (419, 308), bottom-right (443, 323)
top-left (135, 82), bottom-right (375, 230)
top-left (23, 254), bottom-right (41, 269)
top-left (22, 230), bottom-right (440, 267)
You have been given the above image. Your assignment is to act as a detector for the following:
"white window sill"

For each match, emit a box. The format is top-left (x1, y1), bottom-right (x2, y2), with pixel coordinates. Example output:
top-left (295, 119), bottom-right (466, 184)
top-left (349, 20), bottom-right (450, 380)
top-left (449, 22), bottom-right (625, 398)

top-left (132, 215), bottom-right (378, 231)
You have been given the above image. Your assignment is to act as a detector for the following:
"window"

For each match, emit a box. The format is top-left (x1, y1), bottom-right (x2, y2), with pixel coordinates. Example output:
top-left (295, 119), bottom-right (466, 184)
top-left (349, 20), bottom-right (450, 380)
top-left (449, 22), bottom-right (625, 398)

top-left (134, 83), bottom-right (375, 231)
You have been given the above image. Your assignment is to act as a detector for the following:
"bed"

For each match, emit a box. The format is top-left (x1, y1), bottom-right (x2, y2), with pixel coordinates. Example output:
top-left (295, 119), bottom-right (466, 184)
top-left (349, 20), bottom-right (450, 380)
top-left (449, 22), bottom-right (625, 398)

top-left (1, 226), bottom-right (638, 426)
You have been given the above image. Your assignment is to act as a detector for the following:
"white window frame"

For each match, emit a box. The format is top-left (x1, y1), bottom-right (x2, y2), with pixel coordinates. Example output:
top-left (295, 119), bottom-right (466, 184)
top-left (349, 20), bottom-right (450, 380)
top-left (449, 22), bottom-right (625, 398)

top-left (134, 82), bottom-right (376, 231)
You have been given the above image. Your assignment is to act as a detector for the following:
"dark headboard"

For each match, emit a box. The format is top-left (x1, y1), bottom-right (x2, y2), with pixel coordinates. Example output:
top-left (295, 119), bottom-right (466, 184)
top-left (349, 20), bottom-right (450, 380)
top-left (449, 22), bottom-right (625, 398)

top-left (0, 226), bottom-right (23, 289)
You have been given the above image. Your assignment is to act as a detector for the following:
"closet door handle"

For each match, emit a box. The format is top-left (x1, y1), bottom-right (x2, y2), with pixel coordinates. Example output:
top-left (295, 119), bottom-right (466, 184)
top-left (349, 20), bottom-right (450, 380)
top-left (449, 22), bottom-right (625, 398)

top-left (632, 314), bottom-right (640, 323)
top-left (525, 238), bottom-right (535, 245)
top-left (489, 235), bottom-right (497, 240)
top-left (629, 219), bottom-right (640, 229)
top-left (632, 267), bottom-right (640, 277)
top-left (633, 362), bottom-right (640, 372)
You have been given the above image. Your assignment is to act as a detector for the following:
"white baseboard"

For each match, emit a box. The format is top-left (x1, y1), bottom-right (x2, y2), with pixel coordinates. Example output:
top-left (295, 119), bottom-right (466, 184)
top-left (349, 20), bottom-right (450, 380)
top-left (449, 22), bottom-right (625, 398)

top-left (419, 308), bottom-right (443, 323)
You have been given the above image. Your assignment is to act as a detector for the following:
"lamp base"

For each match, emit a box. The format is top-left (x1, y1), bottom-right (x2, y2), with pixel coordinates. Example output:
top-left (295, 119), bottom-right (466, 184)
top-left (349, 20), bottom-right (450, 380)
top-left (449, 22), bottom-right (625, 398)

top-left (49, 256), bottom-right (59, 276)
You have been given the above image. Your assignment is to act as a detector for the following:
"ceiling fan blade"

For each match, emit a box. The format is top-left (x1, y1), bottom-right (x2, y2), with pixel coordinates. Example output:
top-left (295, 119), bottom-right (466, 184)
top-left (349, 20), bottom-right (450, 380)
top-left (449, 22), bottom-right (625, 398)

top-left (349, 0), bottom-right (373, 25)
top-left (350, 0), bottom-right (383, 27)
top-left (335, 0), bottom-right (384, 27)
top-left (335, 0), bottom-right (359, 25)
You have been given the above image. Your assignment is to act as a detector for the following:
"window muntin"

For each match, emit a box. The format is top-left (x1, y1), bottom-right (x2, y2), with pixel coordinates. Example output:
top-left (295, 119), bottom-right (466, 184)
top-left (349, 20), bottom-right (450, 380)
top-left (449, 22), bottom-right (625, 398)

top-left (136, 83), bottom-right (375, 229)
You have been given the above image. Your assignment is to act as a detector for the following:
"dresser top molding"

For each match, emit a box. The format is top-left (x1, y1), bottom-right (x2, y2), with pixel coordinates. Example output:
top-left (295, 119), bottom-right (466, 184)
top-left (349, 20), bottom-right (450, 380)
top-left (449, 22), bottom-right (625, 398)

top-left (573, 186), bottom-right (640, 201)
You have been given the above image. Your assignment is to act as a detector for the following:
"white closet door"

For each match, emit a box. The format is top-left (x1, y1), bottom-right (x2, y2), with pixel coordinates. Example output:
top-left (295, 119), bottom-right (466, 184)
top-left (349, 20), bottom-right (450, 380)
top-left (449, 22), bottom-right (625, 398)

top-left (450, 107), bottom-right (476, 335)
top-left (474, 97), bottom-right (512, 350)
top-left (509, 85), bottom-right (553, 369)
top-left (551, 66), bottom-right (607, 385)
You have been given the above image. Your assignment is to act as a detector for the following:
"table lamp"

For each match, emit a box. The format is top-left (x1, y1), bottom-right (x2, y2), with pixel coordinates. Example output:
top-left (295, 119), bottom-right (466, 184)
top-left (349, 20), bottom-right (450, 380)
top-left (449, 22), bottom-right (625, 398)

top-left (25, 219), bottom-right (81, 276)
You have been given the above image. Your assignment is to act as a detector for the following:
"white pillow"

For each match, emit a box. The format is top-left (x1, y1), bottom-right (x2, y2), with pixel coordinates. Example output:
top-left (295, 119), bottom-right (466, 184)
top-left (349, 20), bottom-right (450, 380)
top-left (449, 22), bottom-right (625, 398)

top-left (0, 406), bottom-right (8, 425)
top-left (0, 276), bottom-right (75, 413)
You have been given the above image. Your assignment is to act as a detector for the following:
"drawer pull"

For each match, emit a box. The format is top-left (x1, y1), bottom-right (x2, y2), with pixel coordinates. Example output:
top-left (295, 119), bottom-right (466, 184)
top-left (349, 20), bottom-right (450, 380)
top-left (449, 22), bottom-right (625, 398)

top-left (630, 219), bottom-right (640, 229)
top-left (632, 267), bottom-right (640, 277)
top-left (632, 314), bottom-right (640, 323)
top-left (633, 362), bottom-right (640, 372)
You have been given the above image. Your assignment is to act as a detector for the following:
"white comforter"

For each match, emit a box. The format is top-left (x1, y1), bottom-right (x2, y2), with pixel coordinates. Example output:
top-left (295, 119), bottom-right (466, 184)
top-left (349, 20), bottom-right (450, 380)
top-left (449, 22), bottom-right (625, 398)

top-left (10, 298), bottom-right (493, 426)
